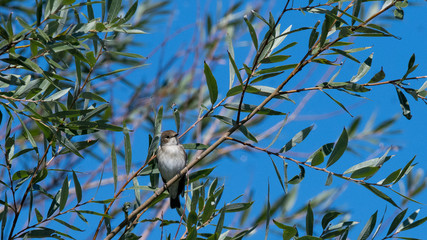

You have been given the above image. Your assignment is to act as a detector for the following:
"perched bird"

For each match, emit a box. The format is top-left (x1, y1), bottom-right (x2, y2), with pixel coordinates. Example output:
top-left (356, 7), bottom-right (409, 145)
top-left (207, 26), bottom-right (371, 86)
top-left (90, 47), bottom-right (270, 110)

top-left (157, 130), bottom-right (187, 208)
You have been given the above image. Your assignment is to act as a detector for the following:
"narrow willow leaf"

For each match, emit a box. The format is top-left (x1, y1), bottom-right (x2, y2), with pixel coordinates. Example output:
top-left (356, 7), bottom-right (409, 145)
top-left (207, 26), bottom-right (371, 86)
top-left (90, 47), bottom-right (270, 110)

top-left (35, 208), bottom-right (43, 222)
top-left (227, 51), bottom-right (243, 85)
top-left (266, 117), bottom-right (287, 149)
top-left (226, 32), bottom-right (236, 89)
top-left (322, 211), bottom-right (341, 229)
top-left (47, 191), bottom-right (61, 217)
top-left (251, 10), bottom-right (270, 26)
top-left (321, 90), bottom-right (353, 117)
top-left (351, 53), bottom-right (373, 83)
top-left (173, 108), bottom-right (180, 133)
top-left (260, 55), bottom-right (290, 64)
top-left (59, 176), bottom-right (69, 211)
top-left (111, 144), bottom-right (118, 192)
top-left (45, 88), bottom-right (71, 101)
top-left (388, 187), bottom-right (423, 205)
top-left (368, 68), bottom-right (385, 83)
top-left (378, 169), bottom-right (400, 185)
top-left (183, 143), bottom-right (209, 150)
top-left (326, 128), bottom-right (348, 168)
top-left (72, 171), bottom-right (82, 203)
top-left (77, 210), bottom-right (112, 218)
top-left (350, 166), bottom-right (379, 179)
top-left (288, 165), bottom-right (305, 184)
top-left (189, 167), bottom-right (215, 183)
top-left (362, 184), bottom-right (399, 208)
top-left (244, 16), bottom-right (258, 50)
top-left (309, 21), bottom-right (320, 49)
top-left (269, 155), bottom-right (285, 193)
top-left (319, 14), bottom-right (333, 47)
top-left (331, 48), bottom-right (360, 63)
top-left (54, 218), bottom-right (84, 232)
top-left (256, 64), bottom-right (298, 75)
top-left (272, 42), bottom-right (297, 56)
top-left (309, 149), bottom-right (324, 166)
top-left (325, 172), bottom-right (333, 186)
top-left (224, 202), bottom-right (253, 212)
top-left (394, 156), bottom-right (416, 184)
top-left (306, 202), bottom-right (314, 235)
top-left (358, 211), bottom-right (377, 240)
top-left (398, 216), bottom-right (427, 232)
top-left (204, 61), bottom-right (218, 105)
top-left (224, 103), bottom-right (286, 115)
top-left (80, 92), bottom-right (107, 102)
top-left (213, 115), bottom-right (258, 142)
top-left (279, 125), bottom-right (313, 153)
top-left (251, 71), bottom-right (284, 84)
top-left (124, 128), bottom-right (132, 175)
top-left (343, 155), bottom-right (391, 175)
top-left (395, 87), bottom-right (412, 120)
top-left (215, 207), bottom-right (225, 235)
top-left (274, 221), bottom-right (296, 240)
top-left (265, 182), bottom-right (270, 240)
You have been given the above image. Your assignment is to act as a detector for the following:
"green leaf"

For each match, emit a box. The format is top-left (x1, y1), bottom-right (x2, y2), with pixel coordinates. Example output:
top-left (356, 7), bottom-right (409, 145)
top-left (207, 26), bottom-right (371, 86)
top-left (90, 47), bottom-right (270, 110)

top-left (362, 184), bottom-right (399, 208)
top-left (279, 125), bottom-right (313, 153)
top-left (204, 61), bottom-right (218, 105)
top-left (224, 202), bottom-right (253, 212)
top-left (350, 166), bottom-right (379, 179)
top-left (107, 0), bottom-right (122, 21)
top-left (288, 165), bottom-right (305, 184)
top-left (227, 51), bottom-right (243, 85)
top-left (183, 143), bottom-right (209, 150)
top-left (399, 216), bottom-right (427, 232)
top-left (394, 156), bottom-right (416, 184)
top-left (77, 210), bottom-right (112, 218)
top-left (244, 16), bottom-right (258, 50)
top-left (368, 68), bottom-right (385, 83)
top-left (215, 207), bottom-right (226, 235)
top-left (394, 8), bottom-right (404, 20)
top-left (45, 88), bottom-right (71, 101)
top-left (309, 149), bottom-right (324, 166)
top-left (351, 53), bottom-right (373, 83)
top-left (80, 92), bottom-right (108, 102)
top-left (189, 167), bottom-right (215, 183)
top-left (90, 65), bottom-right (146, 81)
top-left (273, 220), bottom-right (296, 240)
top-left (54, 218), bottom-right (84, 232)
top-left (260, 55), bottom-right (290, 64)
top-left (111, 144), bottom-right (118, 192)
top-left (256, 64), bottom-right (298, 75)
top-left (269, 155), bottom-right (285, 193)
top-left (59, 176), bottom-right (69, 211)
top-left (72, 171), bottom-right (82, 203)
top-left (387, 208), bottom-right (407, 235)
top-left (12, 170), bottom-right (31, 181)
top-left (47, 191), bottom-right (61, 217)
top-left (358, 211), bottom-right (377, 240)
top-left (309, 21), bottom-right (320, 49)
top-left (326, 128), bottom-right (348, 168)
top-left (124, 128), bottom-right (132, 175)
top-left (227, 85), bottom-right (293, 101)
top-left (224, 103), bottom-right (286, 115)
top-left (331, 48), bottom-right (360, 63)
top-left (266, 117), bottom-right (287, 149)
top-left (395, 87), bottom-right (412, 120)
top-left (306, 202), bottom-right (314, 235)
top-left (319, 14), bottom-right (333, 47)
top-left (35, 208), bottom-right (43, 222)
top-left (321, 90), bottom-right (353, 117)
top-left (378, 169), bottom-right (400, 185)
top-left (265, 182), bottom-right (270, 240)
top-left (322, 211), bottom-right (342, 229)
top-left (250, 71), bottom-right (284, 84)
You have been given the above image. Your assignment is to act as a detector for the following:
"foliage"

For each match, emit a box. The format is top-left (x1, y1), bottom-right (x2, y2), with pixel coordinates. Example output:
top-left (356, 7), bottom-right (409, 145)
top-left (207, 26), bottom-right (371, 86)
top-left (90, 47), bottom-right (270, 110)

top-left (0, 0), bottom-right (426, 239)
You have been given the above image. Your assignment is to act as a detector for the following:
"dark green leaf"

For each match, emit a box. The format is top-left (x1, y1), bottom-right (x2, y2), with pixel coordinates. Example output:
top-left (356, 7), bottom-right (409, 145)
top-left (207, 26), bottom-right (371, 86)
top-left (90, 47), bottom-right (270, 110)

top-left (227, 51), bottom-right (243, 85)
top-left (111, 144), bottom-right (118, 192)
top-left (260, 55), bottom-right (290, 64)
top-left (124, 128), bottom-right (132, 175)
top-left (306, 202), bottom-right (314, 235)
top-left (72, 171), bottom-right (82, 203)
top-left (379, 169), bottom-right (400, 185)
top-left (358, 211), bottom-right (377, 240)
top-left (321, 90), bottom-right (353, 117)
top-left (368, 68), bottom-right (385, 83)
top-left (204, 61), bottom-right (218, 105)
top-left (362, 184), bottom-right (399, 208)
top-left (322, 211), bottom-right (342, 229)
top-left (251, 71), bottom-right (284, 84)
top-left (256, 64), bottom-right (298, 75)
top-left (54, 218), bottom-right (84, 231)
top-left (387, 209), bottom-right (407, 235)
top-left (59, 176), bottom-right (69, 211)
top-left (244, 16), bottom-right (258, 50)
top-left (224, 202), bottom-right (253, 212)
top-left (394, 156), bottom-right (415, 184)
top-left (350, 166), bottom-right (379, 179)
top-left (183, 143), bottom-right (209, 150)
top-left (326, 128), bottom-right (348, 168)
top-left (269, 155), bottom-right (285, 193)
top-left (80, 92), bottom-right (108, 102)
top-left (288, 165), bottom-right (305, 184)
top-left (189, 167), bottom-right (215, 183)
top-left (331, 48), bottom-right (360, 63)
top-left (35, 208), bottom-right (43, 222)
top-left (279, 125), bottom-right (313, 153)
top-left (224, 103), bottom-right (286, 115)
top-left (395, 87), bottom-right (411, 119)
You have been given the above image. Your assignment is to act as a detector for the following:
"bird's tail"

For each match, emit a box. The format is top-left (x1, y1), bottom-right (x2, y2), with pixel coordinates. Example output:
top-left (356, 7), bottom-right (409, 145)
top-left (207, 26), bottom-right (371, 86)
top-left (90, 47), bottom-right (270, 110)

top-left (170, 196), bottom-right (181, 209)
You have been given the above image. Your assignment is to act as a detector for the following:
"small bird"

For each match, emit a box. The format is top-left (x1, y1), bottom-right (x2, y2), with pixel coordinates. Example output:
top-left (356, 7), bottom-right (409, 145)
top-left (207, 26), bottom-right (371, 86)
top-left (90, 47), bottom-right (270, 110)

top-left (157, 130), bottom-right (187, 209)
